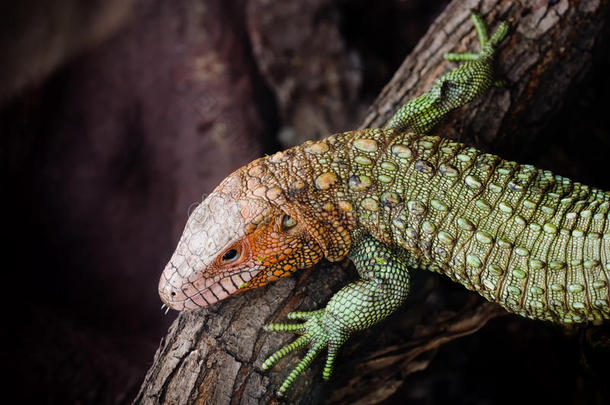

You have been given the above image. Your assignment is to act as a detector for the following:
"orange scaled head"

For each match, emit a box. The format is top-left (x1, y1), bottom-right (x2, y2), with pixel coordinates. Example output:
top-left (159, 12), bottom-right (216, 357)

top-left (158, 168), bottom-right (324, 310)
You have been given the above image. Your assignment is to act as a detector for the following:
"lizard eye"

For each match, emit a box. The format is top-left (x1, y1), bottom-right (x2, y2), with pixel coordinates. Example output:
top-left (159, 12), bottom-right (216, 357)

top-left (281, 214), bottom-right (297, 231)
top-left (221, 248), bottom-right (239, 263)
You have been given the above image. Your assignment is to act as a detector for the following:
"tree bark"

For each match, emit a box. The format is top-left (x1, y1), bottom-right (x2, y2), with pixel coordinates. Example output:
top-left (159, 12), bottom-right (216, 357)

top-left (133, 0), bottom-right (610, 404)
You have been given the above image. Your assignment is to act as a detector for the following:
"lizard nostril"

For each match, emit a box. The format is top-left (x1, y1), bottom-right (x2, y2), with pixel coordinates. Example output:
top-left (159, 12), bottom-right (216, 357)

top-left (170, 291), bottom-right (176, 297)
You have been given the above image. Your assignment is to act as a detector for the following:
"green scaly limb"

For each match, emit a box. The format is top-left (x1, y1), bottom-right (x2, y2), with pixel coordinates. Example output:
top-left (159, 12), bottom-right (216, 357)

top-left (262, 235), bottom-right (412, 393)
top-left (386, 13), bottom-right (509, 133)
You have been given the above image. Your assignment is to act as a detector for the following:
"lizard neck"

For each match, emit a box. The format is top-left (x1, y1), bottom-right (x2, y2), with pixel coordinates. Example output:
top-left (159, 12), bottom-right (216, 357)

top-left (256, 128), bottom-right (425, 262)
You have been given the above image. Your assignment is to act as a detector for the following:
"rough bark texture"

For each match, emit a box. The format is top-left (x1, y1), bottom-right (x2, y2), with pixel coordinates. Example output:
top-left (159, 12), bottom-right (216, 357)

top-left (134, 1), bottom-right (610, 404)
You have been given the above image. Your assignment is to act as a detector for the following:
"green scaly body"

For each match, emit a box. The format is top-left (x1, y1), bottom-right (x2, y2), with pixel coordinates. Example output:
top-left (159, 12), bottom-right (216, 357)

top-left (272, 127), bottom-right (610, 324)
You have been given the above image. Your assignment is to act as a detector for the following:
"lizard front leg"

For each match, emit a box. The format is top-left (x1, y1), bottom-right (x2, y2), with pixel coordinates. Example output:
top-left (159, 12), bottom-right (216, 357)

top-left (262, 234), bottom-right (411, 394)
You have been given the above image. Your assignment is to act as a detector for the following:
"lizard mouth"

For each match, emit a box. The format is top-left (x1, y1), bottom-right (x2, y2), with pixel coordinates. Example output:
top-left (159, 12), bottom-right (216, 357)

top-left (159, 268), bottom-right (259, 310)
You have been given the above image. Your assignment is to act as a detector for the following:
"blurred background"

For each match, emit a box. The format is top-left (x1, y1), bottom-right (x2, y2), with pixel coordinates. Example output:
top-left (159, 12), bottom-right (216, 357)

top-left (2, 0), bottom-right (610, 404)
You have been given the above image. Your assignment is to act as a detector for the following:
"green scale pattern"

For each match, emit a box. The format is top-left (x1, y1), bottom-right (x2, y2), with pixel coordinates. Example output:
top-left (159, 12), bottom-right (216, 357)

top-left (263, 235), bottom-right (412, 393)
top-left (295, 128), bottom-right (610, 324)
top-left (255, 14), bottom-right (610, 393)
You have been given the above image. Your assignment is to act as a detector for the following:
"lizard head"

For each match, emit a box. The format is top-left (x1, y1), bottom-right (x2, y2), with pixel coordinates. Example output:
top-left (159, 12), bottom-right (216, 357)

top-left (158, 166), bottom-right (326, 310)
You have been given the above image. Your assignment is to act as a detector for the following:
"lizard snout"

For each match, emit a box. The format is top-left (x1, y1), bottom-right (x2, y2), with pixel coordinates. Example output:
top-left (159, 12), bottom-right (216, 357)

top-left (158, 258), bottom-right (212, 310)
top-left (158, 267), bottom-right (187, 310)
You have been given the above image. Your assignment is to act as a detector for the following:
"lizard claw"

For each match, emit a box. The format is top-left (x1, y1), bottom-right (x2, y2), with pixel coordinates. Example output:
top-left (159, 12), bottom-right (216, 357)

top-left (262, 309), bottom-right (349, 395)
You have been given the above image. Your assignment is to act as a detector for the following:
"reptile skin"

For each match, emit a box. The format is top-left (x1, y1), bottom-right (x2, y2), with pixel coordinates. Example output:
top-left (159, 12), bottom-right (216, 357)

top-left (158, 15), bottom-right (610, 394)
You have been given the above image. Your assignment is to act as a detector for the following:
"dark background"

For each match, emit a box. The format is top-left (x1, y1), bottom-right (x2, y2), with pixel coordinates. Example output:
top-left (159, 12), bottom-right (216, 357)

top-left (2, 0), bottom-right (610, 404)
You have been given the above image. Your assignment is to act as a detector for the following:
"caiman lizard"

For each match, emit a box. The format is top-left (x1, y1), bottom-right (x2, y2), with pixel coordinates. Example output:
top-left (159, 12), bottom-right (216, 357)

top-left (158, 14), bottom-right (610, 394)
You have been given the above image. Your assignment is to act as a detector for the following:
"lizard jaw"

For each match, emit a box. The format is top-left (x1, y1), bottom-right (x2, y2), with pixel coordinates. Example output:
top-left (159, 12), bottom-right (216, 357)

top-left (159, 265), bottom-right (260, 310)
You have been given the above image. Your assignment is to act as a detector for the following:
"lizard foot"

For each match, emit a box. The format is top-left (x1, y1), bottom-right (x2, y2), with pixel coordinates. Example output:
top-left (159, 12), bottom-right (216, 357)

top-left (262, 309), bottom-right (349, 395)
top-left (384, 12), bottom-right (510, 133)
top-left (444, 12), bottom-right (509, 62)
